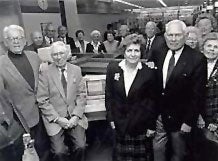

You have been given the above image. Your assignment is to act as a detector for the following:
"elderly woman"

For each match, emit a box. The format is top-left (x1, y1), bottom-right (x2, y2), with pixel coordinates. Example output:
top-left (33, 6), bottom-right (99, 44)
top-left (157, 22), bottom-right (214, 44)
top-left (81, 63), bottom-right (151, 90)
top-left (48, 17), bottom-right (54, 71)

top-left (185, 26), bottom-right (201, 50)
top-left (105, 34), bottom-right (158, 161)
top-left (86, 30), bottom-right (106, 54)
top-left (197, 32), bottom-right (218, 161)
top-left (103, 30), bottom-right (119, 54)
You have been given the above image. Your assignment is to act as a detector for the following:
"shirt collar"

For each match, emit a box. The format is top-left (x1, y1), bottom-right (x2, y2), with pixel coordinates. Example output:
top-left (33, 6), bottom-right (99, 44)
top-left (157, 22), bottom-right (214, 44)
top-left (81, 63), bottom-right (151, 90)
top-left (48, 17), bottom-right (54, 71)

top-left (118, 59), bottom-right (142, 71)
top-left (91, 41), bottom-right (101, 47)
top-left (58, 64), bottom-right (67, 71)
top-left (148, 35), bottom-right (155, 42)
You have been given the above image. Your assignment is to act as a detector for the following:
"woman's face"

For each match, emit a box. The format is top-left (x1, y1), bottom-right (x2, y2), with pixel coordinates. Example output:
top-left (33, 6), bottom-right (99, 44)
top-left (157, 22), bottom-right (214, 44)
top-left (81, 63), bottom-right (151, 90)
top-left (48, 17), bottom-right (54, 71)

top-left (203, 39), bottom-right (218, 61)
top-left (185, 32), bottom-right (198, 49)
top-left (124, 43), bottom-right (141, 65)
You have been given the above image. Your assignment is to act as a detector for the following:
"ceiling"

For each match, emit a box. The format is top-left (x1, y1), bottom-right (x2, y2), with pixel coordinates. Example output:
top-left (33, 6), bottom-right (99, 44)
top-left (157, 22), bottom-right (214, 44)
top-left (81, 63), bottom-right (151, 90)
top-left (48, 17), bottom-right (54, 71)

top-left (115, 0), bottom-right (205, 9)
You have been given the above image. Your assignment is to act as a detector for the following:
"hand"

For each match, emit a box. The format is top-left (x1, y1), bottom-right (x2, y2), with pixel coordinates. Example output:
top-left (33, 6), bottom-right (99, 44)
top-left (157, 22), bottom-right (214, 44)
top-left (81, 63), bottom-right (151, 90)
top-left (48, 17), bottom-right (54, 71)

top-left (146, 129), bottom-right (155, 137)
top-left (57, 117), bottom-right (70, 129)
top-left (197, 114), bottom-right (205, 129)
top-left (110, 122), bottom-right (115, 129)
top-left (181, 123), bottom-right (192, 133)
top-left (69, 116), bottom-right (79, 128)
top-left (208, 123), bottom-right (218, 132)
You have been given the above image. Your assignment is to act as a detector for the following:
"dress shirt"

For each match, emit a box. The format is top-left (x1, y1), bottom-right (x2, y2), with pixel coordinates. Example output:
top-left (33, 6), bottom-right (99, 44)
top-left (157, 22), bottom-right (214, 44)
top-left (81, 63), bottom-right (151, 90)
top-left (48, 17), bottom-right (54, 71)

top-left (44, 36), bottom-right (54, 44)
top-left (207, 59), bottom-right (218, 79)
top-left (162, 47), bottom-right (184, 88)
top-left (147, 36), bottom-right (155, 50)
top-left (119, 60), bottom-right (142, 96)
top-left (58, 66), bottom-right (67, 82)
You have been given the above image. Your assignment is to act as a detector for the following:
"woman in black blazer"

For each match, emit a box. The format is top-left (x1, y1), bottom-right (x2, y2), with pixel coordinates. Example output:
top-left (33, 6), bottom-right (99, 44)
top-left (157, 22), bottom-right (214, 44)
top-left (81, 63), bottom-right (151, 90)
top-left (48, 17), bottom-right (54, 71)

top-left (86, 30), bottom-right (106, 54)
top-left (105, 34), bottom-right (158, 161)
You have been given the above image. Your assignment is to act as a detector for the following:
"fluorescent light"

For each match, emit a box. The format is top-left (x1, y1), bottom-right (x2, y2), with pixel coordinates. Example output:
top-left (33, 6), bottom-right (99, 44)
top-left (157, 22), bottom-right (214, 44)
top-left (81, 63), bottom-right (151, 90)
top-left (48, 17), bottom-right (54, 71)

top-left (113, 0), bottom-right (144, 9)
top-left (157, 0), bottom-right (167, 7)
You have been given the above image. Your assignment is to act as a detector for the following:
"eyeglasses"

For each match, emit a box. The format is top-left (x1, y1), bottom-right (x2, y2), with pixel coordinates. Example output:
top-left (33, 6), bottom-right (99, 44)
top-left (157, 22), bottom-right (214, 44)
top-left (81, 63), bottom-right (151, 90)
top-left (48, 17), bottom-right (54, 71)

top-left (52, 52), bottom-right (66, 58)
top-left (6, 37), bottom-right (25, 41)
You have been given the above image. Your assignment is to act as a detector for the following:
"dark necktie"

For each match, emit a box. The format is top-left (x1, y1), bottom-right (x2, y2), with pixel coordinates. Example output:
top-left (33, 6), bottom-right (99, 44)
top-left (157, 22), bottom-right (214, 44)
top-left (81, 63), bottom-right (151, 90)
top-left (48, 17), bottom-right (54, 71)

top-left (166, 50), bottom-right (176, 82)
top-left (49, 38), bottom-right (52, 44)
top-left (146, 39), bottom-right (151, 53)
top-left (79, 40), bottom-right (85, 53)
top-left (61, 69), bottom-right (67, 97)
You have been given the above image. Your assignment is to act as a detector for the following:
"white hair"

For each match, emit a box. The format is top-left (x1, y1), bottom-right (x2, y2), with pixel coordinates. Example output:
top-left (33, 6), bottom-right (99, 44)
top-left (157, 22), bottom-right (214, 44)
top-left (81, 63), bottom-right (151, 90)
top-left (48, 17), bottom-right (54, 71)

top-left (90, 30), bottom-right (101, 37)
top-left (3, 25), bottom-right (25, 40)
top-left (50, 41), bottom-right (67, 54)
top-left (165, 20), bottom-right (187, 33)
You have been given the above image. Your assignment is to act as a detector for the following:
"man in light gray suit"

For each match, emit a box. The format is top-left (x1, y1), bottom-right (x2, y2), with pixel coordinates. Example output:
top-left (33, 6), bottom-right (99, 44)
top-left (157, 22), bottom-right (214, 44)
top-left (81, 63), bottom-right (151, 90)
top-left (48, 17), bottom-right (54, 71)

top-left (37, 41), bottom-right (88, 161)
top-left (0, 25), bottom-right (49, 161)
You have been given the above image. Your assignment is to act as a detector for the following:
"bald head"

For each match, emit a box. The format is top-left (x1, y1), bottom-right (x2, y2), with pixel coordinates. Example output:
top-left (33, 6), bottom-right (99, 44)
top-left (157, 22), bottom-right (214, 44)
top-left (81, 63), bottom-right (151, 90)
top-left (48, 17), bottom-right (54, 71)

top-left (145, 21), bottom-right (157, 38)
top-left (30, 31), bottom-right (43, 46)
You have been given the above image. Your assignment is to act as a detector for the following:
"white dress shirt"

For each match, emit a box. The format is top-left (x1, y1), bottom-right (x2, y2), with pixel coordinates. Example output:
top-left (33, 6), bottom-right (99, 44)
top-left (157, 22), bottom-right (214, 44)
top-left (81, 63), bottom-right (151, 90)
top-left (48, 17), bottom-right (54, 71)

top-left (91, 41), bottom-right (101, 54)
top-left (207, 59), bottom-right (218, 79)
top-left (147, 36), bottom-right (155, 50)
top-left (162, 47), bottom-right (184, 88)
top-left (58, 66), bottom-right (68, 82)
top-left (119, 60), bottom-right (142, 96)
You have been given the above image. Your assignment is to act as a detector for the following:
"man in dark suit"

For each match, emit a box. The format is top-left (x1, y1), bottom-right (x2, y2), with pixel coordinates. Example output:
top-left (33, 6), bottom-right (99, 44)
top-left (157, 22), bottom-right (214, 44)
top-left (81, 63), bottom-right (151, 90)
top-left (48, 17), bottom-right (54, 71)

top-left (0, 25), bottom-right (49, 161)
top-left (142, 21), bottom-right (165, 60)
top-left (57, 25), bottom-right (77, 52)
top-left (151, 20), bottom-right (207, 161)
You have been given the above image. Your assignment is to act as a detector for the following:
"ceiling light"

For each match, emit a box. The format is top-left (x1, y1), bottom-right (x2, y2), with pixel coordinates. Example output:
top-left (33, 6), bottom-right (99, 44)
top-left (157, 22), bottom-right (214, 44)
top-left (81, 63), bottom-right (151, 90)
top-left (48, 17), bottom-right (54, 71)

top-left (113, 0), bottom-right (144, 9)
top-left (157, 0), bottom-right (167, 7)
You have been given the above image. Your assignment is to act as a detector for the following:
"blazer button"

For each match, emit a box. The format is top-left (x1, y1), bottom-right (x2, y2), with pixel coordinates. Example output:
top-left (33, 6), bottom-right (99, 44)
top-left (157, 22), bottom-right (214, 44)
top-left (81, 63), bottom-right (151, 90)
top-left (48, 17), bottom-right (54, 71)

top-left (168, 115), bottom-right (172, 119)
top-left (161, 92), bottom-right (165, 96)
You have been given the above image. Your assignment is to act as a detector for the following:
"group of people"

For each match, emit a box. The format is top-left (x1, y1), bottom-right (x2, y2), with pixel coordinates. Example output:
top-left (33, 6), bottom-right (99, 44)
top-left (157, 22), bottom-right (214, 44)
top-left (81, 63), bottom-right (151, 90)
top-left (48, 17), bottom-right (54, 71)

top-left (0, 11), bottom-right (218, 161)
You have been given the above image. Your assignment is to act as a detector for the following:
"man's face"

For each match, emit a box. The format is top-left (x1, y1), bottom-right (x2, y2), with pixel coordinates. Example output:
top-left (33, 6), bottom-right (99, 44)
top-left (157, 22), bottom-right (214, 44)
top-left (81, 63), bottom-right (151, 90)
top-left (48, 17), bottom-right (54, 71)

top-left (92, 33), bottom-right (100, 43)
top-left (5, 30), bottom-right (26, 54)
top-left (58, 27), bottom-right (67, 37)
top-left (31, 32), bottom-right (43, 46)
top-left (198, 18), bottom-right (213, 37)
top-left (46, 25), bottom-right (56, 38)
top-left (185, 32), bottom-right (198, 49)
top-left (145, 22), bottom-right (156, 38)
top-left (124, 43), bottom-right (141, 65)
top-left (164, 23), bottom-right (185, 51)
top-left (203, 39), bottom-right (218, 61)
top-left (119, 25), bottom-right (128, 37)
top-left (51, 45), bottom-right (68, 67)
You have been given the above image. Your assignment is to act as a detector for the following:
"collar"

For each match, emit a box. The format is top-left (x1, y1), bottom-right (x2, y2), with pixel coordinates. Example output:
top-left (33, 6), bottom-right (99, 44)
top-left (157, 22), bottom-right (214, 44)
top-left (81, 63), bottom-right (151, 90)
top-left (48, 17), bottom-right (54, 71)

top-left (58, 64), bottom-right (67, 71)
top-left (173, 46), bottom-right (184, 55)
top-left (148, 35), bottom-right (155, 42)
top-left (118, 59), bottom-right (142, 71)
top-left (8, 50), bottom-right (24, 58)
top-left (91, 41), bottom-right (101, 47)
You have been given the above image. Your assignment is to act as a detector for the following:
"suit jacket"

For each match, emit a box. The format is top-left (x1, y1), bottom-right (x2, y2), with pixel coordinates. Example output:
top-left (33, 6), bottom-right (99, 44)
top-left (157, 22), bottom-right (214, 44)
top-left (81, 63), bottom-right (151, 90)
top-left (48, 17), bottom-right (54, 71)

top-left (0, 90), bottom-right (24, 149)
top-left (0, 50), bottom-right (40, 128)
top-left (86, 42), bottom-right (107, 54)
top-left (142, 35), bottom-right (165, 60)
top-left (37, 63), bottom-right (88, 136)
top-left (150, 44), bottom-right (207, 132)
top-left (205, 60), bottom-right (218, 125)
top-left (24, 42), bottom-right (49, 53)
top-left (75, 40), bottom-right (89, 53)
top-left (105, 61), bottom-right (158, 136)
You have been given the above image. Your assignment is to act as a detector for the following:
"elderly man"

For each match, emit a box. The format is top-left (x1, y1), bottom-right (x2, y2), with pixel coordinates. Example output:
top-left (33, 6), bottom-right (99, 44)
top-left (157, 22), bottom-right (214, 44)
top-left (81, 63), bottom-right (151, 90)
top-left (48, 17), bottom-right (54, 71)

top-left (150, 20), bottom-right (207, 161)
top-left (44, 24), bottom-right (56, 45)
top-left (25, 31), bottom-right (48, 53)
top-left (56, 25), bottom-right (77, 52)
top-left (0, 25), bottom-right (49, 161)
top-left (142, 21), bottom-right (165, 59)
top-left (37, 41), bottom-right (88, 161)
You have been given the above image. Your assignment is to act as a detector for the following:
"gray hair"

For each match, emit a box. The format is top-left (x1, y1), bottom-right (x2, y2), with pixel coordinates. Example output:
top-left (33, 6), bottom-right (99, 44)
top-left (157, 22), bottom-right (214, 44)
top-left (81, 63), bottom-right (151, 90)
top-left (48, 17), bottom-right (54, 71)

top-left (185, 26), bottom-right (200, 40)
top-left (50, 41), bottom-right (67, 54)
top-left (165, 20), bottom-right (187, 33)
top-left (90, 30), bottom-right (101, 37)
top-left (202, 32), bottom-right (218, 47)
top-left (3, 25), bottom-right (25, 39)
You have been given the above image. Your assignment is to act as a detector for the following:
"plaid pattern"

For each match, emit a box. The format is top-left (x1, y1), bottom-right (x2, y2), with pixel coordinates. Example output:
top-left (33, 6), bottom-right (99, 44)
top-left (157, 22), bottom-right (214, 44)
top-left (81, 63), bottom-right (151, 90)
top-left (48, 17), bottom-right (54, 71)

top-left (115, 133), bottom-right (152, 161)
top-left (206, 62), bottom-right (218, 124)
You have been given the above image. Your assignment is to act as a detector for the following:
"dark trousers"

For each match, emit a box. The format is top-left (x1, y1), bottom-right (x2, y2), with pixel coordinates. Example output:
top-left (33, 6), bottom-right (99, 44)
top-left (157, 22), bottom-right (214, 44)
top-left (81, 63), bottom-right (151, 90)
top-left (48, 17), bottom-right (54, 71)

top-left (30, 117), bottom-right (50, 161)
top-left (0, 134), bottom-right (24, 161)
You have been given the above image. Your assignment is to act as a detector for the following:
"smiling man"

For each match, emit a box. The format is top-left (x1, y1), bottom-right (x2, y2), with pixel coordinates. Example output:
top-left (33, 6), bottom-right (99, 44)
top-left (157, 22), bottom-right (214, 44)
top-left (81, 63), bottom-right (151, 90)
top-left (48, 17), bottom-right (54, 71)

top-left (37, 41), bottom-right (87, 161)
top-left (150, 20), bottom-right (207, 161)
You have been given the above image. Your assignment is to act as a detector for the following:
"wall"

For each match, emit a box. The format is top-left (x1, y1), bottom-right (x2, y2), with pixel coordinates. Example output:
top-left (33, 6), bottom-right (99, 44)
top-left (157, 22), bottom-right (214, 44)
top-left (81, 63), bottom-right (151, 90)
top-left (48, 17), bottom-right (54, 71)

top-left (22, 13), bottom-right (61, 44)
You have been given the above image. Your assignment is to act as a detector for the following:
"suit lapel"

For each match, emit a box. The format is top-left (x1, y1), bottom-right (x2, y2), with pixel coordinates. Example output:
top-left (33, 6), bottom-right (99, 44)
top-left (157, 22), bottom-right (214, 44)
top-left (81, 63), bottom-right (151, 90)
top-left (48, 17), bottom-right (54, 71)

top-left (115, 66), bottom-right (126, 99)
top-left (209, 60), bottom-right (218, 81)
top-left (66, 63), bottom-right (76, 104)
top-left (25, 52), bottom-right (38, 91)
top-left (50, 65), bottom-right (66, 101)
top-left (5, 55), bottom-right (33, 91)
top-left (166, 47), bottom-right (187, 87)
